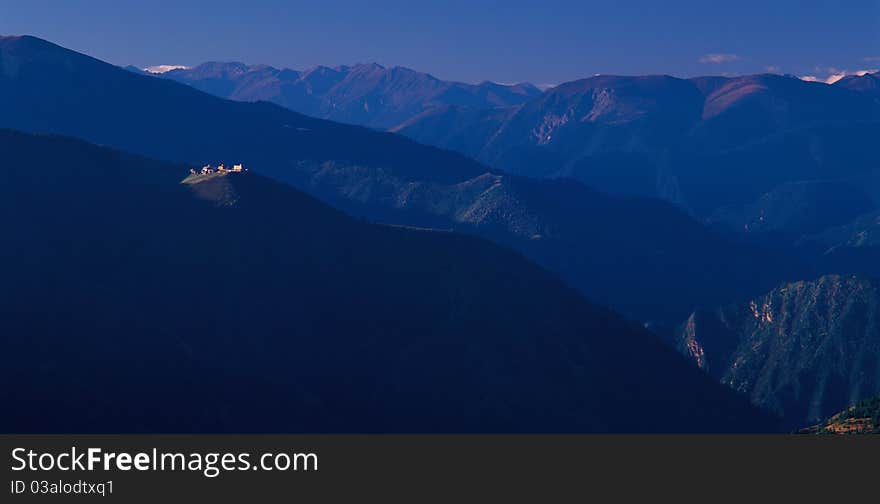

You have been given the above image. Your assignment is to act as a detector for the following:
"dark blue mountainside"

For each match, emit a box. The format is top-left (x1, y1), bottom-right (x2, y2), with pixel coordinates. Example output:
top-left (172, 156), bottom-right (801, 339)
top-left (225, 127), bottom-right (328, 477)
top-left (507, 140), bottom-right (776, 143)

top-left (0, 35), bottom-right (804, 323)
top-left (154, 61), bottom-right (541, 129)
top-left (0, 129), bottom-right (776, 432)
top-left (835, 71), bottom-right (880, 101)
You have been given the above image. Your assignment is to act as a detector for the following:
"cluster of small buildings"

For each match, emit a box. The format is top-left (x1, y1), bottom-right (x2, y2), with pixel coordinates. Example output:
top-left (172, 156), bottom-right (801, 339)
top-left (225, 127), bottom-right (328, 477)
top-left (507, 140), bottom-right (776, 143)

top-left (190, 163), bottom-right (247, 175)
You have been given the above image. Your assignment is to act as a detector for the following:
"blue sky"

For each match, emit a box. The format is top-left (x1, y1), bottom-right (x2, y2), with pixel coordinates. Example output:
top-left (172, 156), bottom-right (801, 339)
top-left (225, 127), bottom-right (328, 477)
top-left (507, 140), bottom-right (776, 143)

top-left (3, 0), bottom-right (879, 85)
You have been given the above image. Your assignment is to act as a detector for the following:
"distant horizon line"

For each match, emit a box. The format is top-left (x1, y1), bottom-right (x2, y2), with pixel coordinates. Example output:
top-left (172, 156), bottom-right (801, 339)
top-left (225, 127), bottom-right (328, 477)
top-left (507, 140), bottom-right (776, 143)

top-left (5, 33), bottom-right (877, 90)
top-left (136, 58), bottom-right (879, 89)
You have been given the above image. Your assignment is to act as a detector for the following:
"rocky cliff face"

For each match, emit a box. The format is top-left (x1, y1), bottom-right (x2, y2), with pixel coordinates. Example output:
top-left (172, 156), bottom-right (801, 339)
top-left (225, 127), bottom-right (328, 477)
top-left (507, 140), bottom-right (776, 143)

top-left (677, 275), bottom-right (880, 428)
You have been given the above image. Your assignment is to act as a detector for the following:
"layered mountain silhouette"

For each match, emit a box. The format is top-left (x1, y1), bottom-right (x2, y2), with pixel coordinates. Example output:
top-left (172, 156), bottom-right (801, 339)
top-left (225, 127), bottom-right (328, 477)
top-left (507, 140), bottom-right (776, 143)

top-left (0, 129), bottom-right (776, 432)
top-left (0, 35), bottom-right (804, 323)
top-left (675, 275), bottom-right (880, 429)
top-left (395, 73), bottom-right (880, 220)
top-left (143, 53), bottom-right (880, 245)
top-left (151, 61), bottom-right (541, 129)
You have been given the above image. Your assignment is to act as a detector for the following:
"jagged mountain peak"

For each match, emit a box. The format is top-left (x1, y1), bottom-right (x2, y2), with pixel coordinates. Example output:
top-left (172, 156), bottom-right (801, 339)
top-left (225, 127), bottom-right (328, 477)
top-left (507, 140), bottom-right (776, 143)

top-left (152, 55), bottom-right (541, 128)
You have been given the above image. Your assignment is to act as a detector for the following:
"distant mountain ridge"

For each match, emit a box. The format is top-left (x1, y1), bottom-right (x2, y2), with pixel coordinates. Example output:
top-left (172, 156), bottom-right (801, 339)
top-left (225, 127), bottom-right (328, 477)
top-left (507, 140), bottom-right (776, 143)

top-left (396, 72), bottom-right (880, 219)
top-left (834, 71), bottom-right (880, 100)
top-left (394, 70), bottom-right (880, 268)
top-left (150, 60), bottom-right (542, 129)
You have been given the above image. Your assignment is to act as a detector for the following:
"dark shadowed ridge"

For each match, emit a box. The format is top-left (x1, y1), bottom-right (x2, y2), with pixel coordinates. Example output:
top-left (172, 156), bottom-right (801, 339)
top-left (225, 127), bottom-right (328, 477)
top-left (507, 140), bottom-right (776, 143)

top-left (0, 129), bottom-right (778, 433)
top-left (0, 35), bottom-right (806, 324)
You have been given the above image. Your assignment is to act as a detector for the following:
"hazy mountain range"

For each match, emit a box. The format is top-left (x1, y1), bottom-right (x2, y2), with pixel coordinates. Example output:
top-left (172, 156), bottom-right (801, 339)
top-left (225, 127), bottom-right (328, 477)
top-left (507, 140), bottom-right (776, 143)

top-left (145, 57), bottom-right (880, 261)
top-left (4, 34), bottom-right (880, 432)
top-left (0, 35), bottom-right (806, 325)
top-left (396, 73), bottom-right (880, 214)
top-left (139, 61), bottom-right (542, 129)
